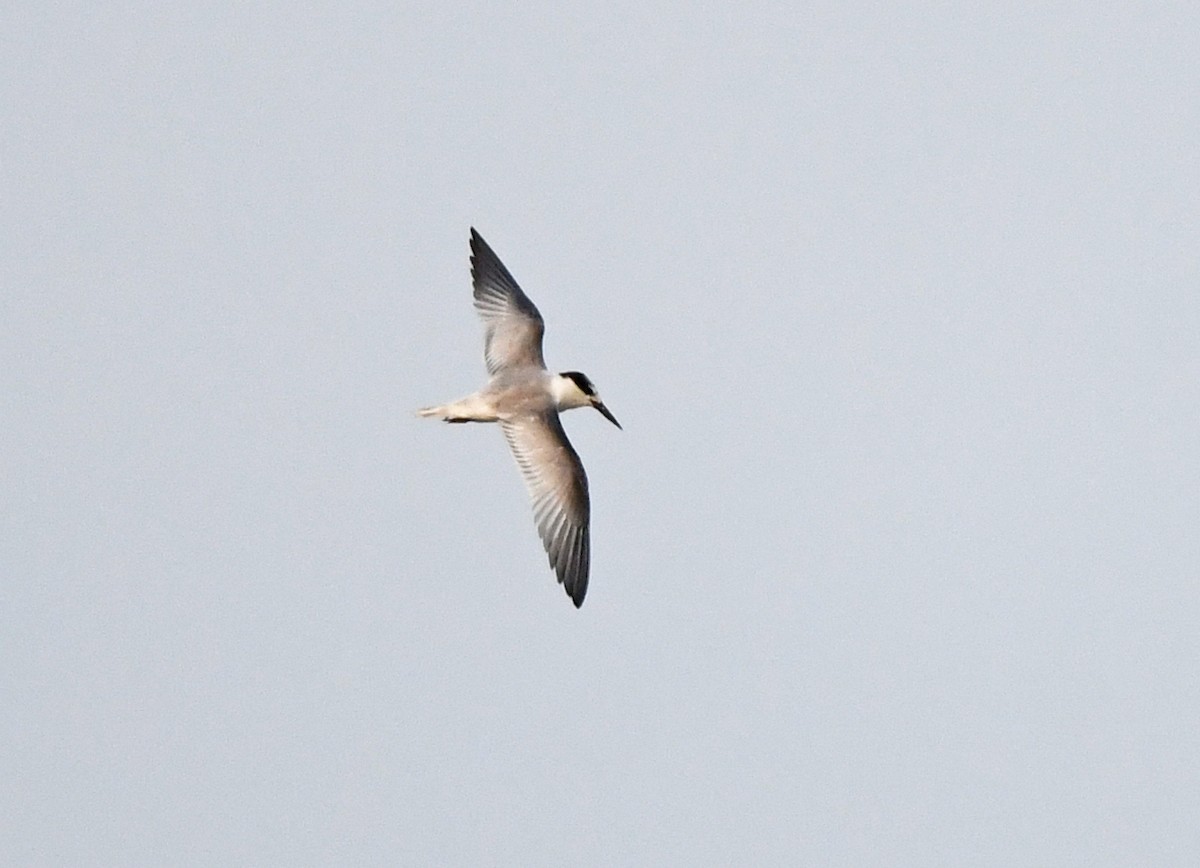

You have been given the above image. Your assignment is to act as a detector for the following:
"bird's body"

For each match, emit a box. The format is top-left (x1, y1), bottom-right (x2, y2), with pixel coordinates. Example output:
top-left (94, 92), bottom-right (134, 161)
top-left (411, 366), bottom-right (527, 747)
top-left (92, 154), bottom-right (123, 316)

top-left (418, 229), bottom-right (620, 608)
top-left (420, 369), bottom-right (591, 423)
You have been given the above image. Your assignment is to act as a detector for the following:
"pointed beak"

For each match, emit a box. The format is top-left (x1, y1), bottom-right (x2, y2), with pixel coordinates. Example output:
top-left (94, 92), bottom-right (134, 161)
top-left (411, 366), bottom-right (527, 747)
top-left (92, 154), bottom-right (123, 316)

top-left (593, 399), bottom-right (622, 430)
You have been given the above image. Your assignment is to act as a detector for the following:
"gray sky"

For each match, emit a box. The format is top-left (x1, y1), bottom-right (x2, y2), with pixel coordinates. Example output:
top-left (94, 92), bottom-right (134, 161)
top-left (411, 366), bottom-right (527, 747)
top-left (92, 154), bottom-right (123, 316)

top-left (4, 3), bottom-right (1198, 865)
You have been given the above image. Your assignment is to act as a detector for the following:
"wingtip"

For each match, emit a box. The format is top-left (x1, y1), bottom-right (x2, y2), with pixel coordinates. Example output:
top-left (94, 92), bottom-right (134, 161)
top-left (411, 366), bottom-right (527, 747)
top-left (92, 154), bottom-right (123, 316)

top-left (468, 227), bottom-right (489, 265)
top-left (561, 566), bottom-right (587, 608)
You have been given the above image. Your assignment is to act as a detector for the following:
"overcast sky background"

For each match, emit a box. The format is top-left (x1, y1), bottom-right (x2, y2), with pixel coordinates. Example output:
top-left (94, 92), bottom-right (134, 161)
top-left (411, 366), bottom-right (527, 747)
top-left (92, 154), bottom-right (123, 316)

top-left (4, 3), bottom-right (1198, 865)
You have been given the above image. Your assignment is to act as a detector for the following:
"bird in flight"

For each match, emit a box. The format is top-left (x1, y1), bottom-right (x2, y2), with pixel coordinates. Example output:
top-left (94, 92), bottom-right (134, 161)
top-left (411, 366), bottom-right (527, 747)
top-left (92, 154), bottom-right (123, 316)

top-left (418, 229), bottom-right (621, 608)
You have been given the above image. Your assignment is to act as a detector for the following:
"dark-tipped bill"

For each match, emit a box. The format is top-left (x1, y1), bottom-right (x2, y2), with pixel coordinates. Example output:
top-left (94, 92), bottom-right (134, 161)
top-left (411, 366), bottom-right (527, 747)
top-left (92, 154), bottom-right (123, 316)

top-left (593, 400), bottom-right (622, 429)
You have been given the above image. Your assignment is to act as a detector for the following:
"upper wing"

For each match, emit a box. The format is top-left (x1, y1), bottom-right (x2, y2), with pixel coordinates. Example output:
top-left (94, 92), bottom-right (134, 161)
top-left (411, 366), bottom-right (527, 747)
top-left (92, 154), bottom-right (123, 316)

top-left (501, 412), bottom-right (591, 608)
top-left (470, 228), bottom-right (546, 374)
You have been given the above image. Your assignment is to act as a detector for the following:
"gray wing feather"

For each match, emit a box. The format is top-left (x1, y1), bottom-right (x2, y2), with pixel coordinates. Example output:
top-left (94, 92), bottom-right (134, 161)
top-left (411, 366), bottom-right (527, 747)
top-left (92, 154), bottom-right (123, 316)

top-left (470, 228), bottom-right (546, 374)
top-left (501, 412), bottom-right (591, 607)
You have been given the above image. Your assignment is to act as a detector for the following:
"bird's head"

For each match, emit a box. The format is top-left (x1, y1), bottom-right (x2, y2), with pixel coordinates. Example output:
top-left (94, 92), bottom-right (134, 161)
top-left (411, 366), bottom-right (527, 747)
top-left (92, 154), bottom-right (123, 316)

top-left (556, 371), bottom-right (622, 429)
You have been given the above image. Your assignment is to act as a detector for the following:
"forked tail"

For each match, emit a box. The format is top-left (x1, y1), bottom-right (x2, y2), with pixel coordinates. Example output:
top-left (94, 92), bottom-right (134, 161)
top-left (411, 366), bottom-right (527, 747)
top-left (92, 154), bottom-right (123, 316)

top-left (416, 405), bottom-right (463, 423)
top-left (415, 392), bottom-right (497, 424)
top-left (416, 403), bottom-right (479, 424)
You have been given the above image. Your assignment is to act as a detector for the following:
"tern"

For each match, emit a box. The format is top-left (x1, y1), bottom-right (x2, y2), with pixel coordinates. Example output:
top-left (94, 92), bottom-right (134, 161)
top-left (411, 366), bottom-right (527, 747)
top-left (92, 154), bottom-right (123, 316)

top-left (418, 228), bottom-right (621, 608)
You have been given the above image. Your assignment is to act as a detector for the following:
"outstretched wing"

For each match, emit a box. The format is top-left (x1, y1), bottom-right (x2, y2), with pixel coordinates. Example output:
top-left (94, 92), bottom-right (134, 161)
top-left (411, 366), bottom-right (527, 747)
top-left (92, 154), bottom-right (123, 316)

top-left (470, 228), bottom-right (546, 374)
top-left (500, 412), bottom-right (591, 608)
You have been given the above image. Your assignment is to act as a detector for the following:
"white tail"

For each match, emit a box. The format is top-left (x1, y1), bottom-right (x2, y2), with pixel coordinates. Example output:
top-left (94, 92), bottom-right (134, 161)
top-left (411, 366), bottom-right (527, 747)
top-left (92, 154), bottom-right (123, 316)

top-left (416, 393), bottom-right (498, 423)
